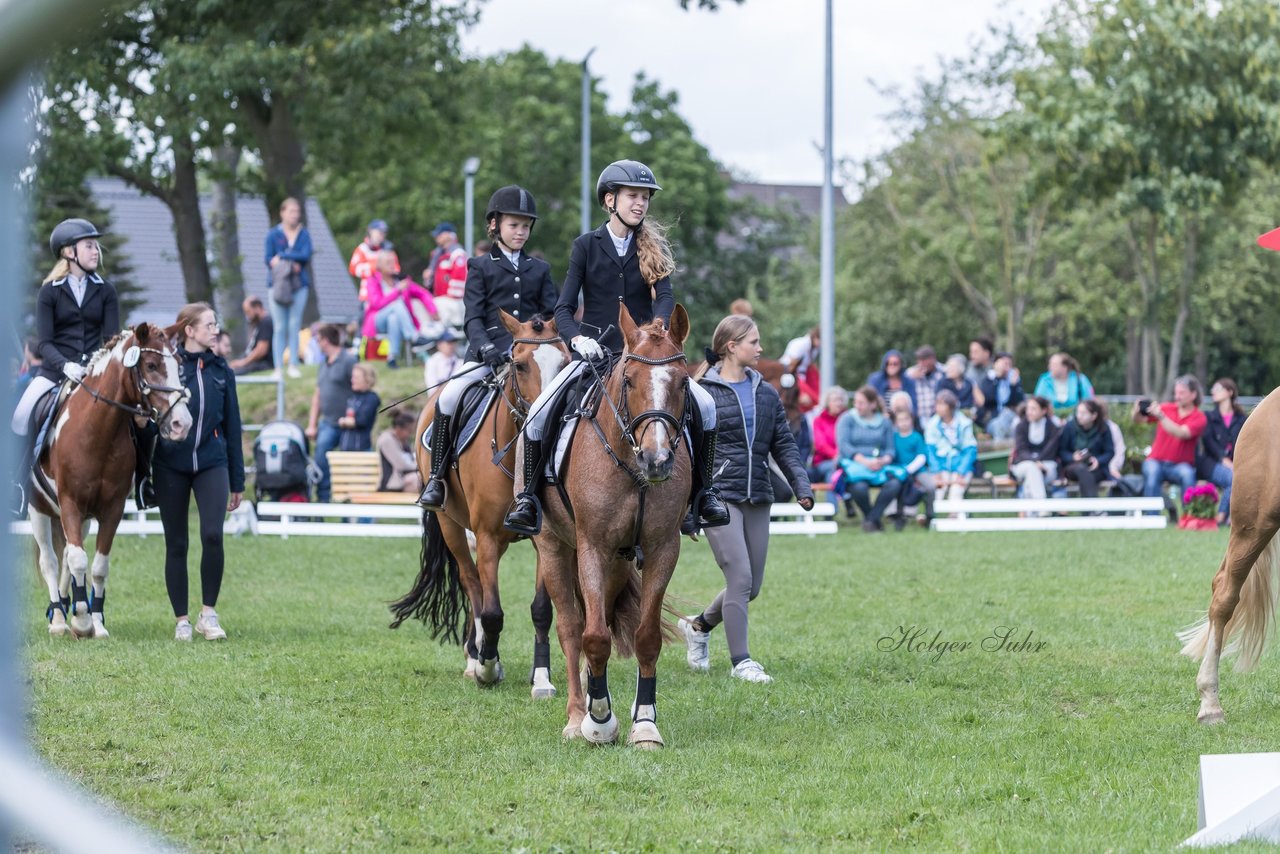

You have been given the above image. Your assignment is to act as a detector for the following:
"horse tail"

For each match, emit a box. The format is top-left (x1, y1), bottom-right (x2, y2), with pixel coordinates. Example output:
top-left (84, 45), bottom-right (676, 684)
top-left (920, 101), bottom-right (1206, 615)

top-left (388, 508), bottom-right (463, 645)
top-left (609, 567), bottom-right (680, 659)
top-left (1178, 531), bottom-right (1280, 671)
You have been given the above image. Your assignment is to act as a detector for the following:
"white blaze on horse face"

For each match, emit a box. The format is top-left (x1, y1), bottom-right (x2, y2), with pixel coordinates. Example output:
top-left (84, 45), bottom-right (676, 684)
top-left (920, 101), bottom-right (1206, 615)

top-left (532, 344), bottom-right (564, 395)
top-left (160, 349), bottom-right (194, 438)
top-left (648, 367), bottom-right (673, 448)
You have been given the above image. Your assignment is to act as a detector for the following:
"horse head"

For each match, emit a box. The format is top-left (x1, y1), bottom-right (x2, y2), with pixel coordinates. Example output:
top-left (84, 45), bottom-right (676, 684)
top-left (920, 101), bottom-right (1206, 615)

top-left (119, 323), bottom-right (193, 440)
top-left (500, 311), bottom-right (569, 408)
top-left (616, 301), bottom-right (691, 484)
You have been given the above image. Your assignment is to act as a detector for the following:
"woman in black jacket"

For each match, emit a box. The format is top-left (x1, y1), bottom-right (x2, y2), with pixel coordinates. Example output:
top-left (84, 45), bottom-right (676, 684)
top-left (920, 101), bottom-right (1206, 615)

top-left (1198, 378), bottom-right (1247, 525)
top-left (1057, 399), bottom-right (1114, 498)
top-left (11, 218), bottom-right (119, 515)
top-left (154, 303), bottom-right (244, 641)
top-left (419, 185), bottom-right (557, 508)
top-left (679, 315), bottom-right (813, 685)
top-left (504, 160), bottom-right (728, 536)
top-left (1010, 395), bottom-right (1061, 505)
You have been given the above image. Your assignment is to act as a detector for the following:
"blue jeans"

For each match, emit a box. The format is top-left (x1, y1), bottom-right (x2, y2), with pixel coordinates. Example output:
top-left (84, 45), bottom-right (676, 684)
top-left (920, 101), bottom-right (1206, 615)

top-left (1209, 462), bottom-right (1233, 517)
top-left (270, 286), bottom-right (309, 370)
top-left (314, 420), bottom-right (341, 502)
top-left (374, 301), bottom-right (418, 362)
top-left (1142, 458), bottom-right (1194, 500)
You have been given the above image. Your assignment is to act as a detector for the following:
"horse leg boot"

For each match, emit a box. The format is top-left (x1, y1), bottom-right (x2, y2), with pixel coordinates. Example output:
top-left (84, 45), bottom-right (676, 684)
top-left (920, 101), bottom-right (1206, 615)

top-left (417, 409), bottom-right (454, 510)
top-left (530, 581), bottom-right (557, 699)
top-left (89, 551), bottom-right (110, 639)
top-left (504, 439), bottom-right (545, 536)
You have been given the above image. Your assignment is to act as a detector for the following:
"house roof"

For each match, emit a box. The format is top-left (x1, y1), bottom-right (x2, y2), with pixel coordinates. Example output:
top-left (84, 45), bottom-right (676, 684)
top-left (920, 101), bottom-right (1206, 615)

top-left (87, 177), bottom-right (357, 326)
top-left (726, 180), bottom-right (849, 217)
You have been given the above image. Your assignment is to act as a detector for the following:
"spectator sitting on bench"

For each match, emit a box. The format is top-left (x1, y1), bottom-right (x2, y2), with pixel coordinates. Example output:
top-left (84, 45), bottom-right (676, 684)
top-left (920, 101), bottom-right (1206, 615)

top-left (1034, 352), bottom-right (1094, 420)
top-left (1134, 374), bottom-right (1207, 508)
top-left (834, 386), bottom-right (904, 532)
top-left (976, 351), bottom-right (1024, 440)
top-left (892, 407), bottom-right (933, 528)
top-left (808, 385), bottom-right (847, 485)
top-left (1198, 377), bottom-right (1247, 526)
top-left (424, 328), bottom-right (463, 391)
top-left (229, 297), bottom-right (274, 376)
top-left (1011, 396), bottom-right (1060, 510)
top-left (925, 390), bottom-right (977, 504)
top-left (867, 349), bottom-right (916, 414)
top-left (338, 364), bottom-right (380, 451)
top-left (1101, 400), bottom-right (1127, 483)
top-left (937, 353), bottom-right (976, 417)
top-left (887, 390), bottom-right (920, 432)
top-left (362, 250), bottom-right (436, 370)
top-left (377, 409), bottom-right (422, 494)
top-left (1058, 399), bottom-right (1114, 499)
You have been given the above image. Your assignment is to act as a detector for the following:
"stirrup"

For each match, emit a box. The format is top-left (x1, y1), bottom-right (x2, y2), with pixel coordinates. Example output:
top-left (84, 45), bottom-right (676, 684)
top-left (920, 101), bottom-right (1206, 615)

top-left (504, 494), bottom-right (543, 536)
top-left (694, 488), bottom-right (730, 528)
top-left (10, 481), bottom-right (28, 520)
top-left (418, 477), bottom-right (447, 510)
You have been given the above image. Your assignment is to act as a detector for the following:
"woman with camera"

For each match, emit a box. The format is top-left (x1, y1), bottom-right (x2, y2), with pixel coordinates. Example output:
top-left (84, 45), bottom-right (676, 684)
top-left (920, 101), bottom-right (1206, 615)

top-left (1133, 376), bottom-right (1206, 502)
top-left (1058, 399), bottom-right (1114, 498)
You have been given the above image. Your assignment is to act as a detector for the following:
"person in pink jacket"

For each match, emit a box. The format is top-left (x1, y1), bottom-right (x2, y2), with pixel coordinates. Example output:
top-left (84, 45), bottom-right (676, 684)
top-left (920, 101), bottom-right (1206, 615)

top-left (361, 250), bottom-right (438, 369)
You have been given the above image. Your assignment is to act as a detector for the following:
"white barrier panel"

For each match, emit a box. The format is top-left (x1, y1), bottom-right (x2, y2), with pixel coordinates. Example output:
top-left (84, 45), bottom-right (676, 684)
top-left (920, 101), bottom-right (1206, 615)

top-left (1183, 753), bottom-right (1280, 846)
top-left (931, 496), bottom-right (1167, 533)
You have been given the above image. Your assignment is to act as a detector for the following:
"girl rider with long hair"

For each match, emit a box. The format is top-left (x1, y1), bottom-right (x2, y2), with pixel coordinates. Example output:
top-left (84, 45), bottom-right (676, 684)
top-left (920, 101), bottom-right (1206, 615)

top-left (10, 219), bottom-right (120, 516)
top-left (502, 160), bottom-right (729, 536)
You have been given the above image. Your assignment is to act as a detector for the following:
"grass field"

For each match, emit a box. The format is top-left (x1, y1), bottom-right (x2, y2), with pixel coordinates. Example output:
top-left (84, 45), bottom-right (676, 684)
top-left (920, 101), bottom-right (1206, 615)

top-left (20, 524), bottom-right (1280, 851)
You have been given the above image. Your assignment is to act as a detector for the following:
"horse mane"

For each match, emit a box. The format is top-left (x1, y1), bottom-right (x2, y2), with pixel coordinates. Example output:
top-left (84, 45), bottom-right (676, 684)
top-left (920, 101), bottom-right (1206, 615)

top-left (530, 317), bottom-right (545, 334)
top-left (84, 331), bottom-right (128, 374)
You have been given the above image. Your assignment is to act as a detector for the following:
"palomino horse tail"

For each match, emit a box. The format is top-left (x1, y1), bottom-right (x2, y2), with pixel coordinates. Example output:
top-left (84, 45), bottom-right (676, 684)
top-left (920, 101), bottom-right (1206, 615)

top-left (388, 508), bottom-right (464, 645)
top-left (610, 566), bottom-right (679, 659)
top-left (1178, 531), bottom-right (1280, 671)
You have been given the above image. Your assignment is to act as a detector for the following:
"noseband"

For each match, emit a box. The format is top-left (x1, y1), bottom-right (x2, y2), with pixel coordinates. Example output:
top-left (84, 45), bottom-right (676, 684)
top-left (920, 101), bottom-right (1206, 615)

top-left (612, 351), bottom-right (690, 457)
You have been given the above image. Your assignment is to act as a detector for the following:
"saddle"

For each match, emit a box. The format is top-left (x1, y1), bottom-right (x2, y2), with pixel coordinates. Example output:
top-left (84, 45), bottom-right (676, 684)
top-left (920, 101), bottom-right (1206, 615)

top-left (420, 382), bottom-right (500, 460)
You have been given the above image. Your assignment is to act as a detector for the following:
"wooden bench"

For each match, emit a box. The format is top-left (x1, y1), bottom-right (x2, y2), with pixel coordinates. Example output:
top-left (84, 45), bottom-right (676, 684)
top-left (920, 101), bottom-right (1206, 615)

top-left (325, 451), bottom-right (416, 505)
top-left (931, 497), bottom-right (1167, 532)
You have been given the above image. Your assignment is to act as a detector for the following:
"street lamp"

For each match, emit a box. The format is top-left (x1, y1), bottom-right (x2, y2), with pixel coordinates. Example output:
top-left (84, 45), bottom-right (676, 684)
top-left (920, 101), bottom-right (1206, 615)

top-left (462, 156), bottom-right (481, 254)
top-left (581, 48), bottom-right (596, 235)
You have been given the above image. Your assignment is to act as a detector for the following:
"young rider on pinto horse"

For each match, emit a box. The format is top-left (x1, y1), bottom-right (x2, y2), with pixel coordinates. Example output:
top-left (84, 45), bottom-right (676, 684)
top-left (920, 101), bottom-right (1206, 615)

top-left (10, 218), bottom-right (120, 518)
top-left (419, 184), bottom-right (558, 509)
top-left (503, 159), bottom-right (730, 536)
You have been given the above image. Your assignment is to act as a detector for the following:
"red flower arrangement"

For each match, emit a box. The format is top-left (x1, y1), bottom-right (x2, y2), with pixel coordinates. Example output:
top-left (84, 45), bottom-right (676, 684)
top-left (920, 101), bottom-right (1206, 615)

top-left (1179, 483), bottom-right (1220, 530)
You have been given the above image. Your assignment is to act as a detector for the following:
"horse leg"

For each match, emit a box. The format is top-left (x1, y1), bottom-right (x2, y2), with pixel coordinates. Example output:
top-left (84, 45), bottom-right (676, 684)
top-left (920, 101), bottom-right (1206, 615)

top-left (629, 547), bottom-right (678, 750)
top-left (530, 560), bottom-right (557, 699)
top-left (1194, 527), bottom-right (1280, 724)
top-left (439, 516), bottom-right (484, 681)
top-left (540, 540), bottom-right (586, 739)
top-left (88, 506), bottom-right (125, 640)
top-left (30, 510), bottom-right (69, 636)
top-left (578, 547), bottom-right (622, 745)
top-left (472, 533), bottom-right (506, 687)
top-left (59, 507), bottom-right (93, 638)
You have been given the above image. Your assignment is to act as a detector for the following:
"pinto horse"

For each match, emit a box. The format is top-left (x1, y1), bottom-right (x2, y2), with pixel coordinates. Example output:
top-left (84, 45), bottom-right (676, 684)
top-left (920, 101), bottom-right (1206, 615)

top-left (1179, 387), bottom-right (1280, 723)
top-left (532, 302), bottom-right (692, 747)
top-left (391, 312), bottom-right (569, 694)
top-left (29, 324), bottom-right (192, 638)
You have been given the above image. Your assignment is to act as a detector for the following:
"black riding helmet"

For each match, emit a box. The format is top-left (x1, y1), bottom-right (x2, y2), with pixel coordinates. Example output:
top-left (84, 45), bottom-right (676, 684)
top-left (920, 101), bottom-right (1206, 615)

top-left (486, 185), bottom-right (538, 223)
top-left (595, 160), bottom-right (661, 208)
top-left (49, 218), bottom-right (104, 257)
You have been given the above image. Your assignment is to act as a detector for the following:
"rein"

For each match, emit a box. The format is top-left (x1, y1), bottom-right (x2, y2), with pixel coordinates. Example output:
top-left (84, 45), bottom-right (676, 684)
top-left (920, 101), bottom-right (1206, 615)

top-left (490, 335), bottom-right (567, 476)
top-left (71, 345), bottom-right (189, 425)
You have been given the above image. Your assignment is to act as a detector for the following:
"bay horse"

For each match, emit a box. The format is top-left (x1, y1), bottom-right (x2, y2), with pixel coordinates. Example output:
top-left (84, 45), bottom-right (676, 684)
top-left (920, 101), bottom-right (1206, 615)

top-left (391, 312), bottom-right (569, 695)
top-left (531, 302), bottom-right (692, 747)
top-left (29, 324), bottom-right (192, 638)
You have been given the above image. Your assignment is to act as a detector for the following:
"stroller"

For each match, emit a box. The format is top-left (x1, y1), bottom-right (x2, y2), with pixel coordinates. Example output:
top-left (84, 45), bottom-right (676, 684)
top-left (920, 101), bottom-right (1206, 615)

top-left (252, 420), bottom-right (320, 502)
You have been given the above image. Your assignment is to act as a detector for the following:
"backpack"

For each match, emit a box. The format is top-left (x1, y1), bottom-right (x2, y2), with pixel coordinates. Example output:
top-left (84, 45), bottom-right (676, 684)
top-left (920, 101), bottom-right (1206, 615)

top-left (253, 420), bottom-right (320, 500)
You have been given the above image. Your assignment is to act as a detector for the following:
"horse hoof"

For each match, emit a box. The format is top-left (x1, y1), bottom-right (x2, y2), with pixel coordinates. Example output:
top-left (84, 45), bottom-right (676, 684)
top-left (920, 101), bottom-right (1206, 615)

top-left (91, 615), bottom-right (109, 639)
top-left (48, 622), bottom-right (69, 638)
top-left (562, 722), bottom-right (585, 741)
top-left (581, 713), bottom-right (619, 745)
top-left (531, 667), bottom-right (557, 699)
top-left (476, 659), bottom-right (504, 687)
top-left (462, 657), bottom-right (479, 680)
top-left (628, 720), bottom-right (665, 749)
top-left (70, 615), bottom-right (94, 638)
top-left (1198, 709), bottom-right (1226, 726)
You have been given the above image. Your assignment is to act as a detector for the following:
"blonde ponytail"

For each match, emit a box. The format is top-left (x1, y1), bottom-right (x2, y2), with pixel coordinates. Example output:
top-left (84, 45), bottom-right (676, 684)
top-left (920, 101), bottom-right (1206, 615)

top-left (634, 216), bottom-right (676, 295)
top-left (42, 258), bottom-right (71, 284)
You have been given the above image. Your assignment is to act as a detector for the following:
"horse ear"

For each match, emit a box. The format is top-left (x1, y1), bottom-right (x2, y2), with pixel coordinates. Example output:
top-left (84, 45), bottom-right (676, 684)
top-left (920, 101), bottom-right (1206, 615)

top-left (618, 300), bottom-right (639, 351)
top-left (545, 317), bottom-right (558, 336)
top-left (134, 323), bottom-right (151, 345)
top-left (499, 309), bottom-right (521, 338)
top-left (668, 304), bottom-right (690, 348)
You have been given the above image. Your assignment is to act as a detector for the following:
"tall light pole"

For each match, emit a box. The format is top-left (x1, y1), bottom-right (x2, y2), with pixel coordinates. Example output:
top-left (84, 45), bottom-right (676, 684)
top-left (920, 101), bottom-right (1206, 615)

top-left (819, 0), bottom-right (836, 396)
top-left (581, 48), bottom-right (596, 235)
top-left (462, 156), bottom-right (481, 254)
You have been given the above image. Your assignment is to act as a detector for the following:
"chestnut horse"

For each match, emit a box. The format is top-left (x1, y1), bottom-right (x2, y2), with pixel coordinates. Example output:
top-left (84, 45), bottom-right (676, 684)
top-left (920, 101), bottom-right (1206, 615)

top-left (391, 312), bottom-right (569, 695)
top-left (531, 303), bottom-right (692, 747)
top-left (29, 324), bottom-right (192, 638)
top-left (1179, 387), bottom-right (1280, 723)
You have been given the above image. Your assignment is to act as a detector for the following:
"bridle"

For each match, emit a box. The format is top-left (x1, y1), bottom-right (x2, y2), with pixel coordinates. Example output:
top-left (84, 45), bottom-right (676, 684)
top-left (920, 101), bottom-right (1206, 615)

top-left (500, 334), bottom-right (567, 418)
top-left (594, 349), bottom-right (690, 463)
top-left (72, 340), bottom-right (191, 429)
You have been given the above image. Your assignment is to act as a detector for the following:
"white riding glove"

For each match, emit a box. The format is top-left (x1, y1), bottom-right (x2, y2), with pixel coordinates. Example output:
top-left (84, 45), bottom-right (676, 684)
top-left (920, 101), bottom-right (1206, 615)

top-left (571, 336), bottom-right (605, 362)
top-left (62, 362), bottom-right (86, 382)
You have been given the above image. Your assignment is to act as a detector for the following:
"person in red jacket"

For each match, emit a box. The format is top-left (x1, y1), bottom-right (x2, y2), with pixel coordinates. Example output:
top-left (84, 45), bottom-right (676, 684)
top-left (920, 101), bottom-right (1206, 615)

top-left (349, 219), bottom-right (398, 303)
top-left (426, 222), bottom-right (467, 329)
top-left (1135, 374), bottom-right (1207, 503)
top-left (809, 386), bottom-right (847, 483)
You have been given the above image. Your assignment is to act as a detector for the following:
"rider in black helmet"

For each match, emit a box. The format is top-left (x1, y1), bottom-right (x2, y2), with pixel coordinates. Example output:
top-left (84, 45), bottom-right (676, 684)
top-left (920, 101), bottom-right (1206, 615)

top-left (10, 218), bottom-right (121, 516)
top-left (418, 185), bottom-right (558, 509)
top-left (502, 159), bottom-right (730, 536)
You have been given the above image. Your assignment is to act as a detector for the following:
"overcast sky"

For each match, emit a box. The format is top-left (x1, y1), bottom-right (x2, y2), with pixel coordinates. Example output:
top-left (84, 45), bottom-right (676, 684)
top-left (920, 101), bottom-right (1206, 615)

top-left (460, 0), bottom-right (1057, 187)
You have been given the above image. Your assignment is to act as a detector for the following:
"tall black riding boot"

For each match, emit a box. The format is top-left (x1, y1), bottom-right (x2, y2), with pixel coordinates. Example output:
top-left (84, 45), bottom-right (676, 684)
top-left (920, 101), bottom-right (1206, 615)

top-left (694, 428), bottom-right (730, 528)
top-left (417, 411), bottom-right (454, 510)
top-left (504, 438), bottom-right (545, 536)
top-left (132, 424), bottom-right (158, 510)
top-left (9, 430), bottom-right (34, 520)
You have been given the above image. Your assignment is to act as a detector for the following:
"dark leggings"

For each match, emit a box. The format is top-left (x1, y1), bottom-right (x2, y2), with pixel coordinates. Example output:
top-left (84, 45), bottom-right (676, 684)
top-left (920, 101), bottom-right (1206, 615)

top-left (155, 465), bottom-right (229, 617)
top-left (847, 478), bottom-right (904, 522)
top-left (1062, 462), bottom-right (1100, 498)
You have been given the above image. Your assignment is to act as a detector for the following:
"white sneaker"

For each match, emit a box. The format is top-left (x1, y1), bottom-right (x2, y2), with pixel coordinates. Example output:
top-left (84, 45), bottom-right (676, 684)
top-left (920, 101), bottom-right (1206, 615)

top-left (270, 369), bottom-right (282, 381)
top-left (175, 619), bottom-right (192, 641)
top-left (730, 658), bottom-right (773, 684)
top-left (195, 611), bottom-right (227, 640)
top-left (287, 365), bottom-right (302, 379)
top-left (678, 617), bottom-right (710, 672)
